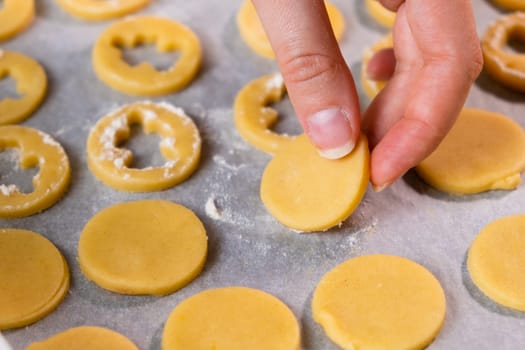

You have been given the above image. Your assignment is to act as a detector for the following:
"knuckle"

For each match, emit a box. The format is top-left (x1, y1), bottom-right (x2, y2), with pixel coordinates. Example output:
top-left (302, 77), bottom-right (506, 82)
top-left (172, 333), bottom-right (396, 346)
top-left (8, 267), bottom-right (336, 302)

top-left (280, 51), bottom-right (344, 87)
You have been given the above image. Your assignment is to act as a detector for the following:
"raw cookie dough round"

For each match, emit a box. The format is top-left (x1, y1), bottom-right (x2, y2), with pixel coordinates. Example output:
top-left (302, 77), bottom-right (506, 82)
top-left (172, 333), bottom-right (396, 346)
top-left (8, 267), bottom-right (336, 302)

top-left (361, 33), bottom-right (392, 100)
top-left (0, 50), bottom-right (47, 125)
top-left (491, 0), bottom-right (525, 10)
top-left (468, 214), bottom-right (525, 311)
top-left (0, 126), bottom-right (70, 218)
top-left (416, 108), bottom-right (525, 194)
top-left (162, 287), bottom-right (300, 350)
top-left (237, 0), bottom-right (345, 59)
top-left (234, 73), bottom-right (297, 155)
top-left (260, 134), bottom-right (369, 232)
top-left (0, 0), bottom-right (34, 42)
top-left (78, 200), bottom-right (207, 295)
top-left (0, 229), bottom-right (69, 330)
top-left (312, 254), bottom-right (446, 350)
top-left (365, 0), bottom-right (396, 27)
top-left (482, 12), bottom-right (525, 92)
top-left (92, 16), bottom-right (201, 96)
top-left (86, 101), bottom-right (201, 192)
top-left (55, 0), bottom-right (150, 21)
top-left (26, 326), bottom-right (138, 350)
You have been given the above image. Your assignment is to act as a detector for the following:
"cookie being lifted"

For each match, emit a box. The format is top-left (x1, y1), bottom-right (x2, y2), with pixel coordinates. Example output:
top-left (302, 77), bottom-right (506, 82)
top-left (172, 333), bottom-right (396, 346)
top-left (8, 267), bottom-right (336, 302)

top-left (260, 134), bottom-right (369, 232)
top-left (416, 108), bottom-right (525, 194)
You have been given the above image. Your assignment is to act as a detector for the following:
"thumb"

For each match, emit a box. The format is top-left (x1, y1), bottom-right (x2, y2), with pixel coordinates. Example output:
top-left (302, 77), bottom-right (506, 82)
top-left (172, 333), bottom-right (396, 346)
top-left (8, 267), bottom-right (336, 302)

top-left (252, 0), bottom-right (361, 159)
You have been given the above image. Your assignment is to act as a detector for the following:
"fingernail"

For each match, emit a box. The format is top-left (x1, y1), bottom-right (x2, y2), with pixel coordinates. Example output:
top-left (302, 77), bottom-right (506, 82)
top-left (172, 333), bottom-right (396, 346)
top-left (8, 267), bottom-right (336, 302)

top-left (372, 182), bottom-right (392, 192)
top-left (306, 108), bottom-right (355, 160)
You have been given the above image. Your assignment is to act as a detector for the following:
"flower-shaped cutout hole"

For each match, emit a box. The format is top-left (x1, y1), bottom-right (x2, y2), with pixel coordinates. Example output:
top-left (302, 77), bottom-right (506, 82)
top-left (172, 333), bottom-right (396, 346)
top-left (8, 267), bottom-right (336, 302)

top-left (112, 36), bottom-right (182, 72)
top-left (0, 126), bottom-right (70, 218)
top-left (505, 28), bottom-right (525, 55)
top-left (0, 148), bottom-right (39, 194)
top-left (0, 73), bottom-right (22, 100)
top-left (93, 16), bottom-right (201, 96)
top-left (87, 101), bottom-right (201, 192)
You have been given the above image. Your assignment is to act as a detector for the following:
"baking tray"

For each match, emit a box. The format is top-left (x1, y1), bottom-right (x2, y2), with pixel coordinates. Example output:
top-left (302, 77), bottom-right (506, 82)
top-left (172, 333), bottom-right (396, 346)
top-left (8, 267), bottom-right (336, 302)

top-left (1, 0), bottom-right (525, 349)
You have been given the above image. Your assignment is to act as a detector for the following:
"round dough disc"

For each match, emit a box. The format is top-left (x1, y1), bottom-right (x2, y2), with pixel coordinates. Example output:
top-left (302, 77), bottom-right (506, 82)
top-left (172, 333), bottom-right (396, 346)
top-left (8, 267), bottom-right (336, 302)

top-left (162, 286), bottom-right (300, 350)
top-left (78, 200), bottom-right (207, 295)
top-left (0, 229), bottom-right (69, 330)
top-left (26, 326), bottom-right (138, 350)
top-left (312, 255), bottom-right (446, 350)
top-left (416, 108), bottom-right (525, 194)
top-left (468, 214), bottom-right (525, 311)
top-left (260, 134), bottom-right (369, 232)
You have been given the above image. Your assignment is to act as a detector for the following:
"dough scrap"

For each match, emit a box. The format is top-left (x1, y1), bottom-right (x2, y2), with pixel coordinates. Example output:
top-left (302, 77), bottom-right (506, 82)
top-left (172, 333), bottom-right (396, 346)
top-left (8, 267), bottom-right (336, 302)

top-left (260, 134), bottom-right (369, 232)
top-left (312, 254), bottom-right (446, 350)
top-left (0, 50), bottom-right (47, 125)
top-left (162, 286), bottom-right (300, 350)
top-left (468, 214), bottom-right (525, 311)
top-left (416, 108), bottom-right (525, 194)
top-left (0, 126), bottom-right (70, 218)
top-left (365, 0), bottom-right (396, 27)
top-left (361, 33), bottom-right (392, 100)
top-left (26, 326), bottom-right (138, 350)
top-left (56, 0), bottom-right (150, 21)
top-left (234, 72), bottom-right (297, 155)
top-left (237, 0), bottom-right (345, 59)
top-left (0, 0), bottom-right (34, 42)
top-left (92, 16), bottom-right (201, 96)
top-left (482, 12), bottom-right (525, 93)
top-left (86, 101), bottom-right (201, 192)
top-left (78, 200), bottom-right (207, 295)
top-left (0, 229), bottom-right (69, 330)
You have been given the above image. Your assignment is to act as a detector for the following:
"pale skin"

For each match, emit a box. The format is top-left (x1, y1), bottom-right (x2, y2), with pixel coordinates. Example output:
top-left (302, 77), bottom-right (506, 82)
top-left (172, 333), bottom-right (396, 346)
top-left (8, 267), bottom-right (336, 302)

top-left (252, 0), bottom-right (483, 190)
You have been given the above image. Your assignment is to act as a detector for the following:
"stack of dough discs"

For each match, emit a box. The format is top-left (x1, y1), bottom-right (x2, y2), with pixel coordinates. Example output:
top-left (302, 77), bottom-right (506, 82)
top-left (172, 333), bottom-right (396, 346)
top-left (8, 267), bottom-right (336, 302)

top-left (0, 229), bottom-right (69, 330)
top-left (260, 134), bottom-right (370, 232)
top-left (162, 286), bottom-right (300, 350)
top-left (468, 214), bottom-right (525, 311)
top-left (26, 326), bottom-right (139, 350)
top-left (312, 254), bottom-right (446, 350)
top-left (416, 108), bottom-right (525, 194)
top-left (78, 200), bottom-right (207, 295)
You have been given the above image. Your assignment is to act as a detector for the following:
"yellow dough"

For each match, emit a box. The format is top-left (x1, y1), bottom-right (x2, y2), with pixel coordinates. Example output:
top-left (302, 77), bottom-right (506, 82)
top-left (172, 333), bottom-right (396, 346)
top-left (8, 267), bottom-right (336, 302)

top-left (162, 287), bottom-right (300, 350)
top-left (0, 126), bottom-right (70, 218)
top-left (416, 108), bottom-right (525, 194)
top-left (237, 0), bottom-right (345, 59)
top-left (55, 0), bottom-right (150, 21)
top-left (0, 229), bottom-right (69, 330)
top-left (0, 0), bottom-right (34, 42)
top-left (361, 33), bottom-right (392, 100)
top-left (365, 0), bottom-right (396, 27)
top-left (468, 214), bottom-right (525, 311)
top-left (312, 254), bottom-right (446, 350)
top-left (260, 134), bottom-right (369, 232)
top-left (0, 50), bottom-right (47, 125)
top-left (491, 0), bottom-right (525, 10)
top-left (86, 101), bottom-right (201, 192)
top-left (482, 12), bottom-right (525, 93)
top-left (92, 16), bottom-right (201, 96)
top-left (26, 326), bottom-right (138, 350)
top-left (78, 200), bottom-right (207, 295)
top-left (234, 73), bottom-right (297, 155)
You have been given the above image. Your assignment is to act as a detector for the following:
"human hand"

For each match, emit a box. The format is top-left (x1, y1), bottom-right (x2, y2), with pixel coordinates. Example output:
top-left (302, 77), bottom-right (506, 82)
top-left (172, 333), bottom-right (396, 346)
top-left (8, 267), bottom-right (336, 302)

top-left (251, 0), bottom-right (483, 190)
